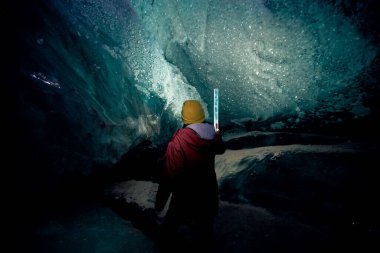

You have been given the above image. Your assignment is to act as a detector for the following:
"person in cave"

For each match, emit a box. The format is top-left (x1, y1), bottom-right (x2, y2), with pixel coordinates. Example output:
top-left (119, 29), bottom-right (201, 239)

top-left (154, 99), bottom-right (226, 252)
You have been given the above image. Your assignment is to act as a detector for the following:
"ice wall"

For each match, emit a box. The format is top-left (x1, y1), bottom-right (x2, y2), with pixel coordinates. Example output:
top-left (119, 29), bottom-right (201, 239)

top-left (10, 0), bottom-right (379, 183)
top-left (131, 0), bottom-right (378, 122)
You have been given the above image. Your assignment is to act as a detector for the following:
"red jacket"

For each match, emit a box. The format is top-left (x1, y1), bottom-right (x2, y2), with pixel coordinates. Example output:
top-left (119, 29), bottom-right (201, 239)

top-left (155, 123), bottom-right (226, 219)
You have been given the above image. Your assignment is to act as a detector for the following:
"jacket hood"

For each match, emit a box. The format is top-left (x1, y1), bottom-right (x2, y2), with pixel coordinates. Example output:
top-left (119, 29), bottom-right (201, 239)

top-left (172, 123), bottom-right (218, 153)
top-left (186, 123), bottom-right (215, 140)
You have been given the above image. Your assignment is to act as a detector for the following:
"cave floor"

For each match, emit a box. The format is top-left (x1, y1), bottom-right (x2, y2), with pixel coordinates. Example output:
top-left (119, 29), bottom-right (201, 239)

top-left (21, 196), bottom-right (378, 253)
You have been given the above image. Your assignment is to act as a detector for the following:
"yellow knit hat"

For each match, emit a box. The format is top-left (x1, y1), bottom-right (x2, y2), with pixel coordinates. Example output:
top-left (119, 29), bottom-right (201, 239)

top-left (181, 100), bottom-right (205, 125)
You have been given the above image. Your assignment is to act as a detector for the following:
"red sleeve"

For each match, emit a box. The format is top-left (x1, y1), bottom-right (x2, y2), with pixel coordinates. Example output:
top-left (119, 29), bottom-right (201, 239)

top-left (164, 132), bottom-right (185, 178)
top-left (155, 131), bottom-right (184, 211)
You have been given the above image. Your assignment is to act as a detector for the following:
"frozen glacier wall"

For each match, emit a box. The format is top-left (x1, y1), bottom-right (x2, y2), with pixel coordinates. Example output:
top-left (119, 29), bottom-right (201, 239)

top-left (8, 0), bottom-right (379, 188)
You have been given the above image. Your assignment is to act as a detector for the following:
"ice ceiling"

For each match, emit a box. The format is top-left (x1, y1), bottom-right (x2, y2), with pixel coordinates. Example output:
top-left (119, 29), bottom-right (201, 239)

top-left (10, 0), bottom-right (379, 177)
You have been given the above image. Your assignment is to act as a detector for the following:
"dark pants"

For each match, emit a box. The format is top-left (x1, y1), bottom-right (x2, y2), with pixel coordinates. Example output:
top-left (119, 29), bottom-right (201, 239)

top-left (158, 209), bottom-right (215, 253)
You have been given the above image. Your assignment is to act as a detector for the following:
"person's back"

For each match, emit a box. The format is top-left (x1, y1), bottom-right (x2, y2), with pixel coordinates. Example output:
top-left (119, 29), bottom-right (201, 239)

top-left (155, 100), bottom-right (225, 252)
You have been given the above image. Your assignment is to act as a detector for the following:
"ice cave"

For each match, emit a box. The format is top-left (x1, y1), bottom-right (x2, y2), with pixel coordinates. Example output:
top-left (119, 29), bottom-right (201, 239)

top-left (6, 0), bottom-right (380, 252)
